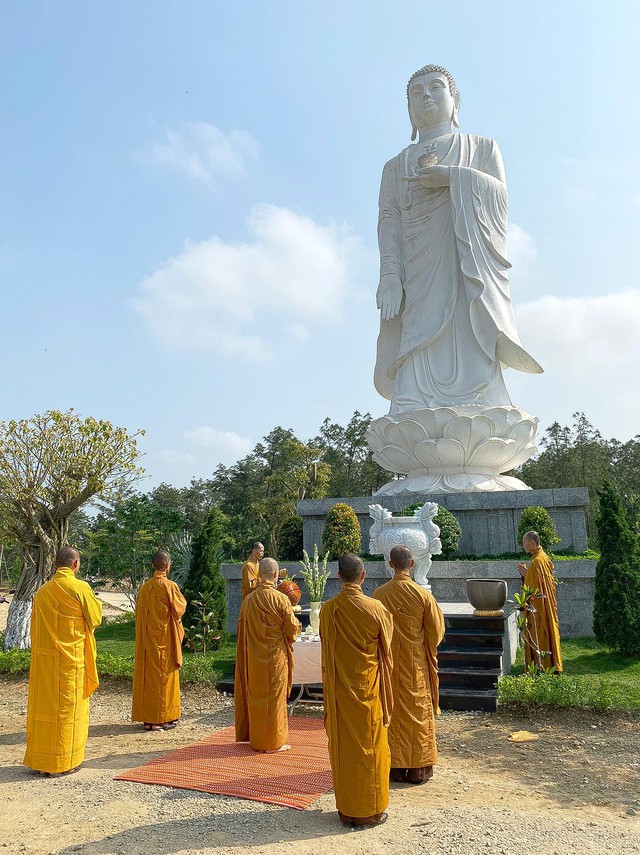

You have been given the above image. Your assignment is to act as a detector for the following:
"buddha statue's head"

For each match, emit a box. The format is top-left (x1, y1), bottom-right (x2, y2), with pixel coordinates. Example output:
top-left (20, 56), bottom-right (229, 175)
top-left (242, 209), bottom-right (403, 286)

top-left (407, 65), bottom-right (460, 140)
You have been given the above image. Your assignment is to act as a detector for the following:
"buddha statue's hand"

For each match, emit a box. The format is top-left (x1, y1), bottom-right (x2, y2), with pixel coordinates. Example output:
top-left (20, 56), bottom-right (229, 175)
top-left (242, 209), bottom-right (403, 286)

top-left (377, 273), bottom-right (403, 321)
top-left (405, 164), bottom-right (450, 188)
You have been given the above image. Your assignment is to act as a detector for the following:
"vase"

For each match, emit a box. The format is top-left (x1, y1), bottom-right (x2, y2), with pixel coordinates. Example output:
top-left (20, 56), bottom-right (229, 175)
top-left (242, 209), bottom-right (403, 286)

top-left (368, 502), bottom-right (442, 589)
top-left (465, 578), bottom-right (508, 615)
top-left (309, 601), bottom-right (322, 635)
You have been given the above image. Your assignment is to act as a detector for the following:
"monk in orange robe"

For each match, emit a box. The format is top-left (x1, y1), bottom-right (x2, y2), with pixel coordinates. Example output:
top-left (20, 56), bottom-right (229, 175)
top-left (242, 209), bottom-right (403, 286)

top-left (320, 553), bottom-right (394, 828)
top-left (241, 541), bottom-right (264, 600)
top-left (132, 550), bottom-right (186, 731)
top-left (517, 531), bottom-right (563, 672)
top-left (24, 546), bottom-right (102, 776)
top-left (373, 545), bottom-right (445, 784)
top-left (235, 557), bottom-right (300, 752)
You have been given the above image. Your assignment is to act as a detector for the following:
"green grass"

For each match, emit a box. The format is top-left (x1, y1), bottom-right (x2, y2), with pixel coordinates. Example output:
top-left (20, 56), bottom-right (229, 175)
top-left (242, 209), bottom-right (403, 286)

top-left (499, 637), bottom-right (640, 711)
top-left (0, 616), bottom-right (237, 684)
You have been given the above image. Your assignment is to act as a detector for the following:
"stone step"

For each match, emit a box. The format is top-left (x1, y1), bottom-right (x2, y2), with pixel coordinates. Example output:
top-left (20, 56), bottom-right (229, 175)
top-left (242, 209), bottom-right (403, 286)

top-left (438, 667), bottom-right (501, 690)
top-left (444, 614), bottom-right (507, 633)
top-left (438, 648), bottom-right (503, 669)
top-left (439, 686), bottom-right (498, 713)
top-left (441, 629), bottom-right (504, 649)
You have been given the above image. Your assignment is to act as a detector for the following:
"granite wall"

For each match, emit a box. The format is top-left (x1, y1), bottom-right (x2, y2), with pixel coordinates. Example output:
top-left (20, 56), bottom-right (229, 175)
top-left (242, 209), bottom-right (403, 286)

top-left (221, 558), bottom-right (595, 639)
top-left (297, 489), bottom-right (589, 557)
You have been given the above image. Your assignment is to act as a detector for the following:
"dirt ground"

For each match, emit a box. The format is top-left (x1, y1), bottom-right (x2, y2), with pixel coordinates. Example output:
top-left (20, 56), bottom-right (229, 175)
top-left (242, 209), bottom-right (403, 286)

top-left (1, 676), bottom-right (639, 855)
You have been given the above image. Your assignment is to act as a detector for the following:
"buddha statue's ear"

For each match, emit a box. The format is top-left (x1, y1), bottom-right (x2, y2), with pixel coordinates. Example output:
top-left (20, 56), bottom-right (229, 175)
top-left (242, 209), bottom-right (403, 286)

top-left (411, 123), bottom-right (417, 141)
top-left (452, 92), bottom-right (461, 129)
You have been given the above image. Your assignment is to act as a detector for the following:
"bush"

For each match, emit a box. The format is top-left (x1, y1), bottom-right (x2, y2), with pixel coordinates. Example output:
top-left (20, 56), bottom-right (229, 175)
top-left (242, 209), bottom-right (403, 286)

top-left (593, 482), bottom-right (640, 656)
top-left (517, 506), bottom-right (560, 552)
top-left (498, 672), bottom-right (625, 710)
top-left (180, 655), bottom-right (221, 685)
top-left (279, 515), bottom-right (303, 560)
top-left (0, 646), bottom-right (31, 674)
top-left (184, 508), bottom-right (228, 630)
top-left (322, 502), bottom-right (361, 557)
top-left (434, 507), bottom-right (462, 559)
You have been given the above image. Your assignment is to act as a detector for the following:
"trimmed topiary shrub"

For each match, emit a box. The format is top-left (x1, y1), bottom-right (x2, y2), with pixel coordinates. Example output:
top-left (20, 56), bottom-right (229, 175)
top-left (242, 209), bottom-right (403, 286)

top-left (322, 502), bottom-right (361, 557)
top-left (517, 506), bottom-right (560, 552)
top-left (278, 515), bottom-right (303, 560)
top-left (593, 482), bottom-right (640, 656)
top-left (434, 506), bottom-right (462, 559)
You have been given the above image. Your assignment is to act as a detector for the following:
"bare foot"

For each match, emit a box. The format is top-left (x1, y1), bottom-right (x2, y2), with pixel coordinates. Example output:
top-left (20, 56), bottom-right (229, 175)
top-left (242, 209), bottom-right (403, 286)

top-left (264, 744), bottom-right (291, 754)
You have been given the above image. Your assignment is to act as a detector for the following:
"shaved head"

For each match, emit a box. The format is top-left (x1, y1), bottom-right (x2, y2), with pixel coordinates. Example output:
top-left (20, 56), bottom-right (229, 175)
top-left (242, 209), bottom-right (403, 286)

top-left (152, 550), bottom-right (171, 570)
top-left (259, 557), bottom-right (279, 580)
top-left (338, 553), bottom-right (364, 583)
top-left (523, 531), bottom-right (540, 547)
top-left (55, 546), bottom-right (79, 568)
top-left (389, 545), bottom-right (412, 570)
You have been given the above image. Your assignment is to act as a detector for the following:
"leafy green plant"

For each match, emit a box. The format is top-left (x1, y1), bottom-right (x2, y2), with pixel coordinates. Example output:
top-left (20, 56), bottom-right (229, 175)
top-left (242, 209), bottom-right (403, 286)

top-left (498, 672), bottom-right (624, 710)
top-left (512, 583), bottom-right (554, 670)
top-left (433, 507), bottom-right (462, 559)
top-left (184, 508), bottom-right (228, 630)
top-left (184, 592), bottom-right (223, 654)
top-left (517, 507), bottom-right (560, 552)
top-left (593, 482), bottom-right (640, 656)
top-left (298, 545), bottom-right (330, 602)
top-left (322, 502), bottom-right (361, 557)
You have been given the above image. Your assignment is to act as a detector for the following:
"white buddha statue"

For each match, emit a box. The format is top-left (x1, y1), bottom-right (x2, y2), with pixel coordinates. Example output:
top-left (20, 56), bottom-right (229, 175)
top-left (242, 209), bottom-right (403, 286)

top-left (369, 65), bottom-right (541, 494)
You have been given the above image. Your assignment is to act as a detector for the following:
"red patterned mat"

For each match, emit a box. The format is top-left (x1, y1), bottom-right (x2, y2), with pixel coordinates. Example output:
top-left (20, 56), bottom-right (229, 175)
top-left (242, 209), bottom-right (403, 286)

top-left (115, 717), bottom-right (333, 810)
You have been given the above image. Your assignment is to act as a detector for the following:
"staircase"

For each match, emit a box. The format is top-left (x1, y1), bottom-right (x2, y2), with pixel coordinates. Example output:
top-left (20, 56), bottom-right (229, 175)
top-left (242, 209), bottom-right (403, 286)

top-left (438, 610), bottom-right (516, 712)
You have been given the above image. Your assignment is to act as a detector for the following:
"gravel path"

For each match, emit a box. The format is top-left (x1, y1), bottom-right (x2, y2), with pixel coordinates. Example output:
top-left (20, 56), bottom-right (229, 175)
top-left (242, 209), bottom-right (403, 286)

top-left (1, 676), bottom-right (639, 854)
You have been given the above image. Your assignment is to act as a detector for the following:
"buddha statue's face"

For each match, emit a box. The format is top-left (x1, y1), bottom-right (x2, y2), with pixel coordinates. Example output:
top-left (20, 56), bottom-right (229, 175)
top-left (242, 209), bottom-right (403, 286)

top-left (408, 71), bottom-right (456, 130)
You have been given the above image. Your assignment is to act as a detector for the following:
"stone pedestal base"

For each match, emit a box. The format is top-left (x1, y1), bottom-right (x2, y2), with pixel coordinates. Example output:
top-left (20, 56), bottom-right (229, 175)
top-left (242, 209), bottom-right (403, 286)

top-left (367, 405), bottom-right (538, 495)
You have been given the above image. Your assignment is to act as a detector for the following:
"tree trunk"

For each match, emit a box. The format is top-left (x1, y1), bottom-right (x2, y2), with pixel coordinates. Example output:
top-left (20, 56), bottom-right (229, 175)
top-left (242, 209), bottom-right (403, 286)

top-left (3, 537), bottom-right (56, 651)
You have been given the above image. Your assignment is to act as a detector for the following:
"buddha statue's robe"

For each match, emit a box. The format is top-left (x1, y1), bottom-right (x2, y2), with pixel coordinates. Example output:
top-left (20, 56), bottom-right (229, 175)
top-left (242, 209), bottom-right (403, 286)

top-left (373, 572), bottom-right (445, 772)
top-left (320, 583), bottom-right (394, 820)
top-left (235, 580), bottom-right (299, 751)
top-left (132, 570), bottom-right (186, 725)
top-left (523, 547), bottom-right (563, 672)
top-left (376, 133), bottom-right (542, 413)
top-left (23, 567), bottom-right (102, 774)
top-left (241, 556), bottom-right (260, 600)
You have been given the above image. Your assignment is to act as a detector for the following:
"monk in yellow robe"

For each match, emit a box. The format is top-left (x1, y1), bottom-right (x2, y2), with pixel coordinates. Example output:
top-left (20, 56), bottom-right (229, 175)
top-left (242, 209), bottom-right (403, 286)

top-left (235, 557), bottom-right (300, 752)
top-left (517, 531), bottom-right (563, 672)
top-left (320, 553), bottom-right (394, 828)
top-left (241, 541), bottom-right (264, 600)
top-left (373, 545), bottom-right (444, 784)
top-left (24, 546), bottom-right (102, 776)
top-left (132, 550), bottom-right (187, 731)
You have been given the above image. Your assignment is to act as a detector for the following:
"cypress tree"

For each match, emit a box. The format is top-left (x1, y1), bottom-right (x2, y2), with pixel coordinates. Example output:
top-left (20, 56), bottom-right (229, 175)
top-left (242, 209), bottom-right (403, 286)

top-left (184, 507), bottom-right (229, 633)
top-left (593, 482), bottom-right (640, 655)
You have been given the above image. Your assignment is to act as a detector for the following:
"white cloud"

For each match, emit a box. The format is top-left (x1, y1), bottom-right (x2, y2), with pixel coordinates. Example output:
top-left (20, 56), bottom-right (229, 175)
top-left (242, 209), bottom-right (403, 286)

top-left (511, 289), bottom-right (640, 440)
top-left (508, 222), bottom-right (537, 271)
top-left (287, 322), bottom-right (310, 342)
top-left (137, 122), bottom-right (259, 185)
top-left (184, 427), bottom-right (253, 460)
top-left (135, 204), bottom-right (368, 360)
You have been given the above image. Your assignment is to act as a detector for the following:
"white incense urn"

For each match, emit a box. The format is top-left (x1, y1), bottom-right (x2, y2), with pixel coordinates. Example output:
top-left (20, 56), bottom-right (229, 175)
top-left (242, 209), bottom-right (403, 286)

top-left (368, 502), bottom-right (442, 589)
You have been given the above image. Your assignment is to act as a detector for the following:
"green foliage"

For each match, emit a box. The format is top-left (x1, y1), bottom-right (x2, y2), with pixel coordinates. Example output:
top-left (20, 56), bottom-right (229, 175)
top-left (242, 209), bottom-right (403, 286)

top-left (0, 409), bottom-right (144, 625)
top-left (499, 636), bottom-right (640, 710)
top-left (517, 506), bottom-right (560, 552)
top-left (518, 412), bottom-right (640, 544)
top-left (434, 507), bottom-right (462, 559)
top-left (322, 502), bottom-right (361, 557)
top-left (90, 494), bottom-right (187, 599)
top-left (498, 672), bottom-right (624, 710)
top-left (184, 508), bottom-right (228, 630)
top-left (593, 482), bottom-right (640, 656)
top-left (0, 644), bottom-right (31, 673)
top-left (278, 516), bottom-right (303, 560)
top-left (313, 411), bottom-right (388, 496)
top-left (297, 545), bottom-right (330, 602)
top-left (184, 592), bottom-right (224, 654)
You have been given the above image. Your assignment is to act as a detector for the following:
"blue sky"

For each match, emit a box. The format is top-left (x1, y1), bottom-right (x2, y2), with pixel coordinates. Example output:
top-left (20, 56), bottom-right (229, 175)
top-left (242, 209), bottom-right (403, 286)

top-left (2, 2), bottom-right (639, 488)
